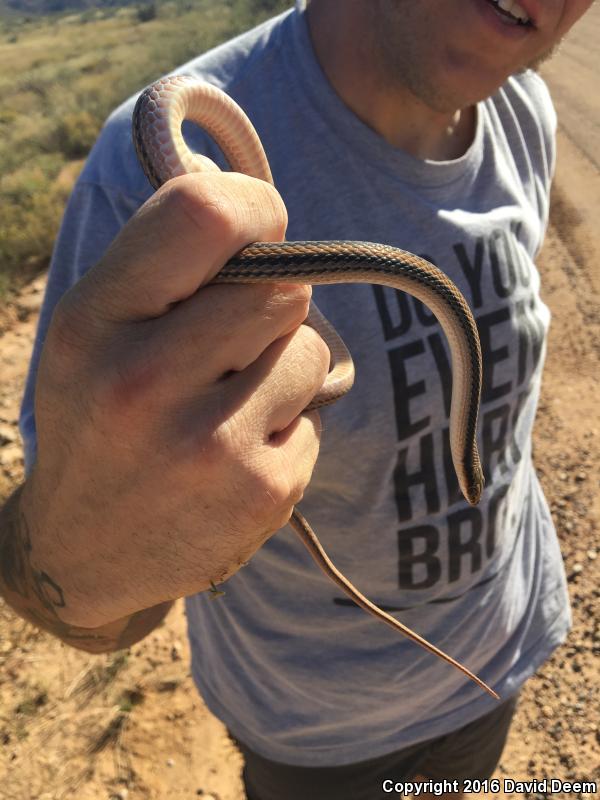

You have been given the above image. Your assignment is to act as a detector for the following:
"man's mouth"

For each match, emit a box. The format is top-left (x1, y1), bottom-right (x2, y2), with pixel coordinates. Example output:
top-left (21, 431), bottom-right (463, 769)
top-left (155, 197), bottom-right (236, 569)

top-left (485, 0), bottom-right (533, 27)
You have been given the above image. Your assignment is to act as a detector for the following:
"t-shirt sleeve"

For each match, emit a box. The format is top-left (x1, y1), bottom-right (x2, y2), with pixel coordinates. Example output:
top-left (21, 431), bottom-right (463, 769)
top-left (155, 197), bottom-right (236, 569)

top-left (514, 70), bottom-right (558, 240)
top-left (19, 180), bottom-right (144, 472)
top-left (528, 69), bottom-right (558, 184)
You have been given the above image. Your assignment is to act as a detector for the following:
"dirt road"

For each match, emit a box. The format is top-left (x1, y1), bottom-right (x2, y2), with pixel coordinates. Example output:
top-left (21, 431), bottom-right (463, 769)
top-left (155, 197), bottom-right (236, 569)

top-left (1, 11), bottom-right (599, 800)
top-left (542, 7), bottom-right (600, 171)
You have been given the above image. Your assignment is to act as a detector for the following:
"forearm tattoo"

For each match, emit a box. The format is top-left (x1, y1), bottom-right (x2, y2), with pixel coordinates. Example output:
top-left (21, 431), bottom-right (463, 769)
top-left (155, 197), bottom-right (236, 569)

top-left (0, 487), bottom-right (172, 653)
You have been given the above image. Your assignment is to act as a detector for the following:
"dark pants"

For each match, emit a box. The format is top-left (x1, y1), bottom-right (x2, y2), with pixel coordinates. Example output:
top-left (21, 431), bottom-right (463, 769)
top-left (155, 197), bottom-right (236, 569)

top-left (234, 693), bottom-right (519, 800)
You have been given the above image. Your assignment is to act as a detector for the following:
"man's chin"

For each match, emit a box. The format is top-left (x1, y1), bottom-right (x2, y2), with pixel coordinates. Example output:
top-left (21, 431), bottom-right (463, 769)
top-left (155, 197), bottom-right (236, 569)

top-left (525, 42), bottom-right (562, 72)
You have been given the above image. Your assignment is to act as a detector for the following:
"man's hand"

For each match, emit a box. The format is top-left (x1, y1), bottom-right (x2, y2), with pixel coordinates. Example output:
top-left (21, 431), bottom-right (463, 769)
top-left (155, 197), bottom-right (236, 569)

top-left (13, 171), bottom-right (329, 629)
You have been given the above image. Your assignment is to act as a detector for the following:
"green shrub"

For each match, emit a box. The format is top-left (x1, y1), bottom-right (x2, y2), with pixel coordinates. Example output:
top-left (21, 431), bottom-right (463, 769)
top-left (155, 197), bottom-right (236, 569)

top-left (51, 110), bottom-right (101, 159)
top-left (137, 3), bottom-right (157, 22)
top-left (0, 156), bottom-right (68, 285)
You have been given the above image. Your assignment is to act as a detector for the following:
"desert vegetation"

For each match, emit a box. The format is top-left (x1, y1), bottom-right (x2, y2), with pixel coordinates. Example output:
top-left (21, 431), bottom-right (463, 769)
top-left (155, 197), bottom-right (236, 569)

top-left (0, 0), bottom-right (289, 299)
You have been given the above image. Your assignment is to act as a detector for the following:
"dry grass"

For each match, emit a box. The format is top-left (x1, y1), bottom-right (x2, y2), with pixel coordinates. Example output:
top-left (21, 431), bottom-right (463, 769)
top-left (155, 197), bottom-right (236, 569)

top-left (0, 0), bottom-right (289, 300)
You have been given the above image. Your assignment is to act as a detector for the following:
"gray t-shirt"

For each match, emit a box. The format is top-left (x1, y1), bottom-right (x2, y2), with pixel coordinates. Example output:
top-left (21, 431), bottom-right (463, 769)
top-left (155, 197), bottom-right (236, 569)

top-left (20, 4), bottom-right (571, 766)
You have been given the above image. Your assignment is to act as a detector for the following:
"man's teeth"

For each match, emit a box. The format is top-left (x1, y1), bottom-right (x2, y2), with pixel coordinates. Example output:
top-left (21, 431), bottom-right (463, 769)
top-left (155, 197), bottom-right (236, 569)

top-left (492, 0), bottom-right (531, 24)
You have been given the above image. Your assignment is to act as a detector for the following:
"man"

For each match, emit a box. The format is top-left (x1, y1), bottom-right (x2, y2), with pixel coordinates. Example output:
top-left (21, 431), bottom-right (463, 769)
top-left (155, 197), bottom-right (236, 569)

top-left (0, 1), bottom-right (592, 797)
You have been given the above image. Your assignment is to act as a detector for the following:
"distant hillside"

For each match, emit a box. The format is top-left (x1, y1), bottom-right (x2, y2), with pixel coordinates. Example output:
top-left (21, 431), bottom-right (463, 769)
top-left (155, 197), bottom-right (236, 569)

top-left (0, 0), bottom-right (139, 15)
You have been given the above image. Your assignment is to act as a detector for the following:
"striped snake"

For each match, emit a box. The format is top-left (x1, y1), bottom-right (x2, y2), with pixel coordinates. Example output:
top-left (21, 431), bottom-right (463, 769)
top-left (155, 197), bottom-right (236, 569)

top-left (132, 75), bottom-right (497, 700)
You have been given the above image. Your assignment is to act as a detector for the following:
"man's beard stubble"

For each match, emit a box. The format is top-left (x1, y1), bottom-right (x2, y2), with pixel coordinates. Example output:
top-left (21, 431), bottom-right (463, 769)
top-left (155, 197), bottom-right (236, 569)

top-left (370, 0), bottom-right (563, 110)
top-left (526, 42), bottom-right (562, 72)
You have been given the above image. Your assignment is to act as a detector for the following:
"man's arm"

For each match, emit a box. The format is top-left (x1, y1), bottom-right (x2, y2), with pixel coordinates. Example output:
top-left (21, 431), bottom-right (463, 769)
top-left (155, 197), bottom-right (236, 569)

top-left (0, 486), bottom-right (173, 654)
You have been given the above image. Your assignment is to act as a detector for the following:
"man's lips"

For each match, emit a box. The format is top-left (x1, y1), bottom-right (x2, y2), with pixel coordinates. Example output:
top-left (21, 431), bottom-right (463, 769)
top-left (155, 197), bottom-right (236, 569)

top-left (514, 0), bottom-right (540, 27)
top-left (475, 0), bottom-right (537, 38)
top-left (488, 0), bottom-right (540, 28)
top-left (492, 0), bottom-right (532, 25)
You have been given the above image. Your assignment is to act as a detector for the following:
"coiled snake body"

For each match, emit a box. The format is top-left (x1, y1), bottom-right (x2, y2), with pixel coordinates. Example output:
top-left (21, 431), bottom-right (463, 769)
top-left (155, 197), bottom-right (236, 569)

top-left (133, 75), bottom-right (497, 700)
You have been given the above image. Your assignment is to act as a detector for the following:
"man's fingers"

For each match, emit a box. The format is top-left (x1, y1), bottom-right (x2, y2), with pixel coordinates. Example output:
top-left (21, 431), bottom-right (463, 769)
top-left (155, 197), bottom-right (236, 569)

top-left (136, 282), bottom-right (312, 399)
top-left (72, 171), bottom-right (288, 325)
top-left (269, 410), bottom-right (324, 522)
top-left (223, 324), bottom-right (331, 439)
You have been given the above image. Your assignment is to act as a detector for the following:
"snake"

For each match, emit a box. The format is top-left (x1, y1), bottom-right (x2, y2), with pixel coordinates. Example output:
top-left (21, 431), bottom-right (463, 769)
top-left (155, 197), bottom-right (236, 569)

top-left (132, 75), bottom-right (497, 700)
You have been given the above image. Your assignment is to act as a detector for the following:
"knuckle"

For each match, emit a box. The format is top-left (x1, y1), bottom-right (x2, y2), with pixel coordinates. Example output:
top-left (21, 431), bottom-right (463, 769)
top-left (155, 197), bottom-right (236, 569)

top-left (258, 179), bottom-right (288, 238)
top-left (225, 438), bottom-right (295, 522)
top-left (263, 470), bottom-right (294, 508)
top-left (300, 324), bottom-right (332, 376)
top-left (220, 172), bottom-right (288, 241)
top-left (250, 470), bottom-right (298, 531)
top-left (281, 282), bottom-right (313, 310)
top-left (166, 174), bottom-right (240, 244)
top-left (262, 283), bottom-right (312, 325)
top-left (202, 418), bottom-right (239, 466)
top-left (286, 480), bottom-right (306, 508)
top-left (269, 504), bottom-right (296, 533)
top-left (263, 470), bottom-right (307, 531)
top-left (304, 409), bottom-right (323, 440)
